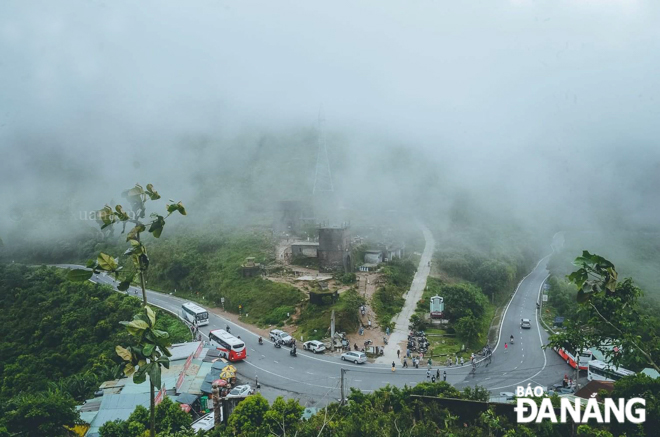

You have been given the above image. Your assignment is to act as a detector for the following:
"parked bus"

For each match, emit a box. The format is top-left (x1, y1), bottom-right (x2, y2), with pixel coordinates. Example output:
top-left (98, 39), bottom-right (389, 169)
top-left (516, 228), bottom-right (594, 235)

top-left (555, 347), bottom-right (593, 370)
top-left (209, 329), bottom-right (247, 362)
top-left (588, 360), bottom-right (635, 382)
top-left (181, 302), bottom-right (209, 326)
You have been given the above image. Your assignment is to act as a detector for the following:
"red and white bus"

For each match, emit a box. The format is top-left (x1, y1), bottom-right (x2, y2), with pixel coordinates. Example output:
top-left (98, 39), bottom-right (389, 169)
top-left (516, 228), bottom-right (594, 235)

top-left (555, 347), bottom-right (592, 370)
top-left (209, 329), bottom-right (247, 362)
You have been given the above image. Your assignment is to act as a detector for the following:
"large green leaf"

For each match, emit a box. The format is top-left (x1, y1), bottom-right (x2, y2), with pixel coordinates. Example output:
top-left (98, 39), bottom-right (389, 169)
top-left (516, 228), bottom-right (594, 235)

top-left (124, 363), bottom-right (136, 377)
top-left (142, 343), bottom-right (155, 357)
top-left (146, 306), bottom-right (156, 327)
top-left (68, 269), bottom-right (93, 282)
top-left (116, 346), bottom-right (132, 361)
top-left (114, 204), bottom-right (130, 221)
top-left (133, 365), bottom-right (148, 385)
top-left (148, 216), bottom-right (165, 238)
top-left (146, 183), bottom-right (161, 200)
top-left (97, 253), bottom-right (118, 272)
top-left (148, 363), bottom-right (161, 388)
top-left (157, 356), bottom-right (170, 370)
top-left (117, 279), bottom-right (132, 292)
top-left (126, 224), bottom-right (146, 242)
top-left (121, 319), bottom-right (149, 336)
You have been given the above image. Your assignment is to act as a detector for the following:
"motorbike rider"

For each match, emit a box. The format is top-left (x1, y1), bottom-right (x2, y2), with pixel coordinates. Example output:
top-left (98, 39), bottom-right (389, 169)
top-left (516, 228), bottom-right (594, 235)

top-left (258, 336), bottom-right (263, 345)
top-left (226, 325), bottom-right (231, 333)
top-left (510, 335), bottom-right (514, 344)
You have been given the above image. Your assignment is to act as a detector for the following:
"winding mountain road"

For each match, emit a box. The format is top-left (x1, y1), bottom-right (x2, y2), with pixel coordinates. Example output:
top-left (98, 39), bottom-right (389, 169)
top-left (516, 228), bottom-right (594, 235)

top-left (56, 232), bottom-right (569, 405)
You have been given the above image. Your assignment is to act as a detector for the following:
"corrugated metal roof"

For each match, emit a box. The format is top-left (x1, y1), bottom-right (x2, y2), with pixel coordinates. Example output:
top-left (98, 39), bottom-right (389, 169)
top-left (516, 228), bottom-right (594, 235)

top-left (87, 393), bottom-right (150, 436)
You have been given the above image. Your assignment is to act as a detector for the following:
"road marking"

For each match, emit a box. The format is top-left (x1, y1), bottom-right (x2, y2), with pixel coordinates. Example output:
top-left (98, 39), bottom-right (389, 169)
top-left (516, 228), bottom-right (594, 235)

top-left (306, 371), bottom-right (314, 375)
top-left (290, 367), bottom-right (294, 370)
top-left (488, 273), bottom-right (550, 391)
top-left (274, 361), bottom-right (279, 364)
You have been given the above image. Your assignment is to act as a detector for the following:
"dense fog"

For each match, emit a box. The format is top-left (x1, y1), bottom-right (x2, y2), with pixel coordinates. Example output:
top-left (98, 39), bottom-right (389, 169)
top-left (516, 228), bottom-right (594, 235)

top-left (1, 0), bottom-right (659, 244)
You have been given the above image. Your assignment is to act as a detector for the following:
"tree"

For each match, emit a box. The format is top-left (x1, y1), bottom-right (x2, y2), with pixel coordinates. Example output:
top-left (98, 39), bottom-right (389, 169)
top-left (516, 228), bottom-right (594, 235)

top-left (98, 398), bottom-right (191, 437)
top-left (226, 394), bottom-right (270, 435)
top-left (3, 390), bottom-right (79, 436)
top-left (475, 260), bottom-right (515, 303)
top-left (69, 183), bottom-right (186, 437)
top-left (455, 313), bottom-right (480, 345)
top-left (548, 252), bottom-right (660, 372)
top-left (263, 397), bottom-right (304, 436)
top-left (607, 373), bottom-right (660, 437)
top-left (442, 283), bottom-right (488, 321)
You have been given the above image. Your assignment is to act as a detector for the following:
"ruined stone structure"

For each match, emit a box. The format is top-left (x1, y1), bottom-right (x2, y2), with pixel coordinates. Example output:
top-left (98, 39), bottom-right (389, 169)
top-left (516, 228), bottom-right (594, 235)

top-left (241, 257), bottom-right (261, 278)
top-left (317, 226), bottom-right (352, 273)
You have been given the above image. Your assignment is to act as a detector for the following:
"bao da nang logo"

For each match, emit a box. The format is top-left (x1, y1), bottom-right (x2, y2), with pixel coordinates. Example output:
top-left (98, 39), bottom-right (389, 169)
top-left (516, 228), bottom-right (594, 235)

top-left (514, 386), bottom-right (645, 424)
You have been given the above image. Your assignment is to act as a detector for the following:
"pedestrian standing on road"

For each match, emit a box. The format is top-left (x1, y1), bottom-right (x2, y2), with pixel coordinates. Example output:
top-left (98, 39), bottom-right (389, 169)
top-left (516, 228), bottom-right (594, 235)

top-left (436, 369), bottom-right (440, 379)
top-left (392, 361), bottom-right (396, 372)
top-left (431, 375), bottom-right (436, 383)
top-left (397, 349), bottom-right (400, 359)
top-left (504, 343), bottom-right (508, 352)
top-left (455, 356), bottom-right (459, 366)
top-left (460, 357), bottom-right (464, 366)
top-left (443, 371), bottom-right (447, 382)
top-left (426, 369), bottom-right (431, 379)
top-left (427, 358), bottom-right (432, 369)
top-left (403, 358), bottom-right (408, 368)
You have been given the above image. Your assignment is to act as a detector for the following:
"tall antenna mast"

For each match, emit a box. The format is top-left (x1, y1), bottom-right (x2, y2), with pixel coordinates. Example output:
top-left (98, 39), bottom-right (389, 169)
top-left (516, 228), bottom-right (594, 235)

top-left (313, 106), bottom-right (334, 194)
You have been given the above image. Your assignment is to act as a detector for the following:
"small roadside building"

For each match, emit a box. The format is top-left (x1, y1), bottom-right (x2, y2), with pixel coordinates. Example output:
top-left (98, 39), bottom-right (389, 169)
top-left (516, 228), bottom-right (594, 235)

top-left (291, 242), bottom-right (319, 258)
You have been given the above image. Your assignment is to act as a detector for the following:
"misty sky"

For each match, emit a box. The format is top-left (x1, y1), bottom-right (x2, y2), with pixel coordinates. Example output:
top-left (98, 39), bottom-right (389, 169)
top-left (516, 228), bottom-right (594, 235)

top-left (1, 0), bottom-right (659, 239)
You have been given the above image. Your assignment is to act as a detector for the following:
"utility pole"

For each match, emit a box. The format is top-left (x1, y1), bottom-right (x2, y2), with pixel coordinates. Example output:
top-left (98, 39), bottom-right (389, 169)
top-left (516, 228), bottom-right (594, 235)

top-left (340, 368), bottom-right (346, 405)
top-left (331, 310), bottom-right (336, 352)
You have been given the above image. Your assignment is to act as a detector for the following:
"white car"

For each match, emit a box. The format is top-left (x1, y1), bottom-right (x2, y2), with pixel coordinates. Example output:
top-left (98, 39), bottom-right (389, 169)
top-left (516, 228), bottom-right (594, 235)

top-left (303, 340), bottom-right (326, 354)
top-left (521, 318), bottom-right (532, 329)
top-left (341, 351), bottom-right (367, 364)
top-left (270, 329), bottom-right (294, 345)
top-left (226, 385), bottom-right (254, 398)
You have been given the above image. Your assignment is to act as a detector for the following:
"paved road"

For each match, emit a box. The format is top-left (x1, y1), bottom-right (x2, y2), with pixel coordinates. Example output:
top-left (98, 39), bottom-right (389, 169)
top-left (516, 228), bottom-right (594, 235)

top-left (376, 221), bottom-right (435, 364)
top-left (56, 239), bottom-right (572, 405)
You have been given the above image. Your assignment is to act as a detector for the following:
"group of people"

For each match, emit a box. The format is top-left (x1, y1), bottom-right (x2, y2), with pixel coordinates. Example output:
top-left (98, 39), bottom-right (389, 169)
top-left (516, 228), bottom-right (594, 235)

top-left (444, 355), bottom-right (465, 367)
top-left (563, 374), bottom-right (576, 389)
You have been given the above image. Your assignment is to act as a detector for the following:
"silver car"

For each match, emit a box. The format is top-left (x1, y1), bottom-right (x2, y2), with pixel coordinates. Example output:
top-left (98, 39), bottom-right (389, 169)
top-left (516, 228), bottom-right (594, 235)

top-left (521, 318), bottom-right (532, 329)
top-left (341, 351), bottom-right (367, 364)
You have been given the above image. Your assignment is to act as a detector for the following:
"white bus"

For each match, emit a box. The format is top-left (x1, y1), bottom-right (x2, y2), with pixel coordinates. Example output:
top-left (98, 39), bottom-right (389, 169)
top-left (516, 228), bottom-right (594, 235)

top-left (209, 329), bottom-right (247, 361)
top-left (587, 360), bottom-right (635, 382)
top-left (181, 302), bottom-right (209, 326)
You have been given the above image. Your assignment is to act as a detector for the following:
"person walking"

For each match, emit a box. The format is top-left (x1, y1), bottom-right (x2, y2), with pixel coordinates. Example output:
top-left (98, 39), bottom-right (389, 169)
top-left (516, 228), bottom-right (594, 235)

top-left (436, 368), bottom-right (440, 379)
top-left (386, 326), bottom-right (390, 336)
top-left (427, 358), bottom-right (432, 369)
top-left (431, 375), bottom-right (436, 383)
top-left (403, 358), bottom-right (408, 368)
top-left (460, 357), bottom-right (464, 366)
top-left (443, 371), bottom-right (447, 382)
top-left (504, 342), bottom-right (508, 352)
top-left (455, 356), bottom-right (459, 366)
top-left (426, 369), bottom-right (431, 379)
top-left (391, 361), bottom-right (396, 372)
top-left (397, 349), bottom-right (401, 359)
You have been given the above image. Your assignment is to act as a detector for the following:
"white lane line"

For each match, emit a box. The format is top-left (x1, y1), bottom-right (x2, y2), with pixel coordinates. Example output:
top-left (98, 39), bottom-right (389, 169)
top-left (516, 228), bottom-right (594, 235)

top-left (274, 361), bottom-right (279, 364)
top-left (242, 361), bottom-right (339, 390)
top-left (289, 367), bottom-right (294, 370)
top-left (493, 255), bottom-right (550, 354)
top-left (488, 273), bottom-right (550, 391)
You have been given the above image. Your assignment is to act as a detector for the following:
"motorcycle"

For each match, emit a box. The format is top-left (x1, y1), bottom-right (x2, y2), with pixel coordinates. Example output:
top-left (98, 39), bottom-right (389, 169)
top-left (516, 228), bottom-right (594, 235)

top-left (258, 337), bottom-right (263, 345)
top-left (290, 347), bottom-right (297, 357)
top-left (274, 341), bottom-right (282, 349)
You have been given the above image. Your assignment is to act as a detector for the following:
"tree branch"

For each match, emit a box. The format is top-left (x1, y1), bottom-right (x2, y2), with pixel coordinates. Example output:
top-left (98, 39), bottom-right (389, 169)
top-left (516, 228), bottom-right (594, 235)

top-left (589, 302), bottom-right (659, 372)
